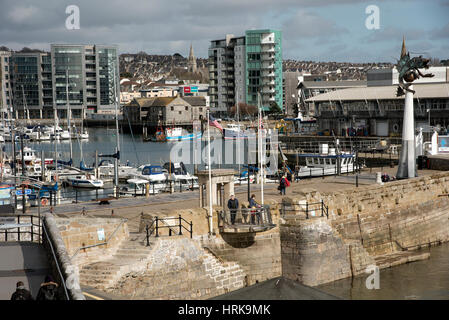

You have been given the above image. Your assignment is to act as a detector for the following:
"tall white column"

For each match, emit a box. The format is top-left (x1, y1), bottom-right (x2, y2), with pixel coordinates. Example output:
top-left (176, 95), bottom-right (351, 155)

top-left (397, 85), bottom-right (416, 179)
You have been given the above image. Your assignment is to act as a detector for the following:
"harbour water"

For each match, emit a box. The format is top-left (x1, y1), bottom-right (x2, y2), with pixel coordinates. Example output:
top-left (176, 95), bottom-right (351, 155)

top-left (317, 242), bottom-right (449, 300)
top-left (3, 127), bottom-right (247, 172)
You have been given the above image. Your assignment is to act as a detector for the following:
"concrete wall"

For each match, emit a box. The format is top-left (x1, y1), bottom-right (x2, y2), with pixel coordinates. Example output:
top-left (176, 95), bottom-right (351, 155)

top-left (55, 216), bottom-right (128, 266)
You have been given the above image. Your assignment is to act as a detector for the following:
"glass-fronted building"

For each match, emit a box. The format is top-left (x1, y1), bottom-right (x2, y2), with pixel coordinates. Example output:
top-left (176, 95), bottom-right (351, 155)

top-left (208, 29), bottom-right (282, 116)
top-left (245, 29), bottom-right (282, 111)
top-left (3, 44), bottom-right (119, 119)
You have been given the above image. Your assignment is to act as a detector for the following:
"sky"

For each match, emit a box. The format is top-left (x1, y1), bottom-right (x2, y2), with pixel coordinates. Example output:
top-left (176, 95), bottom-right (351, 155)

top-left (0, 0), bottom-right (448, 63)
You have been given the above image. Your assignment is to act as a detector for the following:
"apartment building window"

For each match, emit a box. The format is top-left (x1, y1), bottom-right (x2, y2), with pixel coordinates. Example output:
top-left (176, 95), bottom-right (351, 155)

top-left (179, 111), bottom-right (182, 115)
top-left (171, 107), bottom-right (174, 111)
top-left (185, 106), bottom-right (189, 111)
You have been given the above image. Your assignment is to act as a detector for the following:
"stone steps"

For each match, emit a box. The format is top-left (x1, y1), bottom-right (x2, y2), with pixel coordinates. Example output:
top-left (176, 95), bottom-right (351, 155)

top-left (79, 235), bottom-right (158, 289)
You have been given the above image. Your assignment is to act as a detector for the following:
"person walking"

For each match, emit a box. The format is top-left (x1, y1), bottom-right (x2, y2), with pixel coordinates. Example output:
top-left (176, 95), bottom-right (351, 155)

top-left (10, 281), bottom-right (33, 300)
top-left (36, 275), bottom-right (61, 301)
top-left (227, 194), bottom-right (239, 225)
top-left (279, 175), bottom-right (288, 195)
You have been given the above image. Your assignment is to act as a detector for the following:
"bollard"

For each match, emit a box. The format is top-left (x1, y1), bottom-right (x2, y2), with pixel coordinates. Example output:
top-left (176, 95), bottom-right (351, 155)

top-left (356, 174), bottom-right (359, 187)
top-left (179, 215), bottom-right (182, 235)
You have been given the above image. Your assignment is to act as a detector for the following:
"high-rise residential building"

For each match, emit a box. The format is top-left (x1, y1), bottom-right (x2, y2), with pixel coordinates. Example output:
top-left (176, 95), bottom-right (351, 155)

top-left (0, 51), bottom-right (13, 117)
top-left (208, 29), bottom-right (282, 116)
top-left (2, 44), bottom-right (119, 120)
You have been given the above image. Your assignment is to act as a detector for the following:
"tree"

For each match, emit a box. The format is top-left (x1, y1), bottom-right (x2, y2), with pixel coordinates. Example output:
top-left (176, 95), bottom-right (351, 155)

top-left (120, 72), bottom-right (133, 78)
top-left (229, 103), bottom-right (258, 119)
top-left (268, 102), bottom-right (282, 115)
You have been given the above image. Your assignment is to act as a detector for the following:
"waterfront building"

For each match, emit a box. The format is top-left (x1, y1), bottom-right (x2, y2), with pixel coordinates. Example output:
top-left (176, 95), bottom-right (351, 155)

top-left (123, 96), bottom-right (207, 126)
top-left (283, 71), bottom-right (301, 117)
top-left (307, 82), bottom-right (449, 137)
top-left (208, 29), bottom-right (282, 116)
top-left (298, 79), bottom-right (367, 117)
top-left (3, 44), bottom-right (119, 120)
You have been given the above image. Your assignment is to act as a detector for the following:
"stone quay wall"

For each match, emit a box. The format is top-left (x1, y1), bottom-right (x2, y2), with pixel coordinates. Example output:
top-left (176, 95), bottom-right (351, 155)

top-left (110, 236), bottom-right (246, 300)
top-left (55, 216), bottom-right (129, 266)
top-left (280, 171), bottom-right (449, 287)
top-left (200, 228), bottom-right (282, 287)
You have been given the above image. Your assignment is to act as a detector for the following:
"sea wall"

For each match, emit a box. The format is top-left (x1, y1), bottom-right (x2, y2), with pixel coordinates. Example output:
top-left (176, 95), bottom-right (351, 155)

top-left (280, 171), bottom-right (449, 286)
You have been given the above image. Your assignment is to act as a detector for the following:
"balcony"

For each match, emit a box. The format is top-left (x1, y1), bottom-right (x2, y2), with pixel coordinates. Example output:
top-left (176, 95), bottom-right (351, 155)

top-left (262, 53), bottom-right (275, 61)
top-left (262, 87), bottom-right (275, 94)
top-left (261, 63), bottom-right (274, 70)
top-left (263, 80), bottom-right (275, 86)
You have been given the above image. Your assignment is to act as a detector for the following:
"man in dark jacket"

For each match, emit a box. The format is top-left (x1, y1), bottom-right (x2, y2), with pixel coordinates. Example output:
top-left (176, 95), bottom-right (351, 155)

top-left (279, 176), bottom-right (287, 195)
top-left (10, 281), bottom-right (33, 300)
top-left (227, 194), bottom-right (239, 225)
top-left (36, 275), bottom-right (61, 300)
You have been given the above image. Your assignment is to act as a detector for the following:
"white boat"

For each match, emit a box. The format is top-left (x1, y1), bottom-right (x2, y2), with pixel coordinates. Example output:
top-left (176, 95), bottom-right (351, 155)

top-left (295, 151), bottom-right (357, 178)
top-left (163, 162), bottom-right (199, 190)
top-left (166, 127), bottom-right (202, 141)
top-left (120, 178), bottom-right (159, 195)
top-left (133, 164), bottom-right (168, 191)
top-left (66, 174), bottom-right (104, 188)
top-left (96, 159), bottom-right (136, 180)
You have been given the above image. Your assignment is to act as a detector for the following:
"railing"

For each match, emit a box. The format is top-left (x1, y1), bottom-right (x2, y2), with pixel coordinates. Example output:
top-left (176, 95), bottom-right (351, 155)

top-left (218, 206), bottom-right (273, 227)
top-left (0, 214), bottom-right (42, 243)
top-left (45, 178), bottom-right (199, 206)
top-left (41, 219), bottom-right (70, 300)
top-left (281, 200), bottom-right (329, 219)
top-left (145, 215), bottom-right (193, 246)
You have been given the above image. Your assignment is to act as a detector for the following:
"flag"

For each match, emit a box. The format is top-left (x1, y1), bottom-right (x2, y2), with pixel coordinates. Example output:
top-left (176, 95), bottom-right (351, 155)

top-left (209, 114), bottom-right (223, 132)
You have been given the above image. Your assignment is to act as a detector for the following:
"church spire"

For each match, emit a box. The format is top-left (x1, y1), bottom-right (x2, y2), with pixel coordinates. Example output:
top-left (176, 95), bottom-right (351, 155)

top-left (187, 43), bottom-right (197, 73)
top-left (400, 36), bottom-right (407, 58)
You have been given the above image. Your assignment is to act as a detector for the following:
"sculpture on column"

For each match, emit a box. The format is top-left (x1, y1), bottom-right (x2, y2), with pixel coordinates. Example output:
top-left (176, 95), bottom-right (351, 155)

top-left (396, 37), bottom-right (434, 179)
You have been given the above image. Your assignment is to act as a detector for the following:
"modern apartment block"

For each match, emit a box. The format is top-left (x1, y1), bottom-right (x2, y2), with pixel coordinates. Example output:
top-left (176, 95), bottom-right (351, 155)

top-left (208, 29), bottom-right (282, 116)
top-left (0, 51), bottom-right (13, 117)
top-left (1, 44), bottom-right (119, 120)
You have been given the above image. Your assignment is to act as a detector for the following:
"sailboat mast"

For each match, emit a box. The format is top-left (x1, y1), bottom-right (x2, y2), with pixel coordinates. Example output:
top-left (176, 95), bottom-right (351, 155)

top-left (207, 109), bottom-right (213, 235)
top-left (236, 92), bottom-right (240, 177)
top-left (66, 69), bottom-right (73, 161)
top-left (113, 62), bottom-right (120, 197)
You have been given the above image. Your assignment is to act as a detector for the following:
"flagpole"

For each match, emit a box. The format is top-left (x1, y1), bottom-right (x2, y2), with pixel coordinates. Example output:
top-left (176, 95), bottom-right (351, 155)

top-left (207, 109), bottom-right (213, 235)
top-left (258, 93), bottom-right (264, 206)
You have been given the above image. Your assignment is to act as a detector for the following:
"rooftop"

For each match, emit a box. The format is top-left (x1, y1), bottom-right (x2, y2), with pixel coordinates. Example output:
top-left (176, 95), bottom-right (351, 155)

top-left (306, 83), bottom-right (449, 102)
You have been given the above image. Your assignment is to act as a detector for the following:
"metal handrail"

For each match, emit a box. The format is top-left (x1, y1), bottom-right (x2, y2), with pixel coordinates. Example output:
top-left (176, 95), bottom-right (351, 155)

top-left (70, 218), bottom-right (127, 259)
top-left (0, 214), bottom-right (42, 243)
top-left (145, 215), bottom-right (193, 241)
top-left (41, 220), bottom-right (70, 300)
top-left (281, 200), bottom-right (329, 219)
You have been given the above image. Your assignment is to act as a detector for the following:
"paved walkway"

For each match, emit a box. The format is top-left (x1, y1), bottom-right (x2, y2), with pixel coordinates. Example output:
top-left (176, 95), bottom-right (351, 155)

top-left (0, 242), bottom-right (50, 300)
top-left (211, 277), bottom-right (341, 300)
top-left (24, 167), bottom-right (442, 232)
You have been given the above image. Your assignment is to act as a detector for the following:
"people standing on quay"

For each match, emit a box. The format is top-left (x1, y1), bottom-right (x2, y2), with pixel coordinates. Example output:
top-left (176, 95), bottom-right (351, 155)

top-left (227, 194), bottom-right (239, 225)
top-left (249, 194), bottom-right (261, 225)
top-left (36, 275), bottom-right (61, 300)
top-left (10, 281), bottom-right (33, 300)
top-left (279, 175), bottom-right (289, 195)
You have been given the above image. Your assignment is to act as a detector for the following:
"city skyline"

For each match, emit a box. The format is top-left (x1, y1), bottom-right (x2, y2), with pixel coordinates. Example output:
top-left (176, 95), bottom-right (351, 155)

top-left (0, 0), bottom-right (447, 63)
